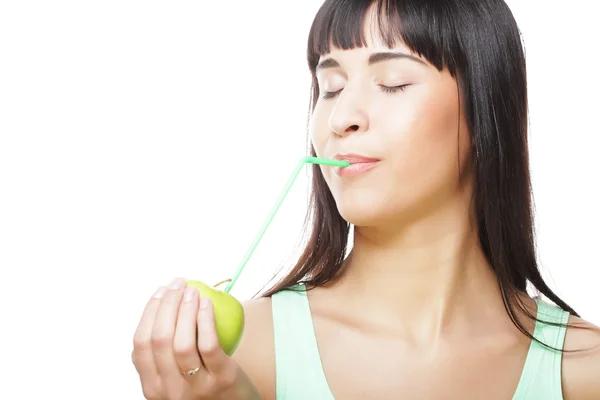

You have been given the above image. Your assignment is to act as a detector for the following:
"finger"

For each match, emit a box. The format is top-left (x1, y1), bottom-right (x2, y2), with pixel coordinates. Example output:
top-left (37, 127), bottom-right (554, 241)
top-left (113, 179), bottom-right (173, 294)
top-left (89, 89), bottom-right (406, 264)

top-left (174, 287), bottom-right (204, 377)
top-left (133, 286), bottom-right (166, 382)
top-left (151, 278), bottom-right (187, 386)
top-left (197, 297), bottom-right (229, 375)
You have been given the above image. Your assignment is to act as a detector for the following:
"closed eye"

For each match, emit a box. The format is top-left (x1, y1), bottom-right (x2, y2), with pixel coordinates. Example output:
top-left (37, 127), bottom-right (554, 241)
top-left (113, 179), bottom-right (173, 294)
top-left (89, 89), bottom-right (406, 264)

top-left (322, 89), bottom-right (342, 100)
top-left (321, 84), bottom-right (411, 100)
top-left (380, 84), bottom-right (411, 94)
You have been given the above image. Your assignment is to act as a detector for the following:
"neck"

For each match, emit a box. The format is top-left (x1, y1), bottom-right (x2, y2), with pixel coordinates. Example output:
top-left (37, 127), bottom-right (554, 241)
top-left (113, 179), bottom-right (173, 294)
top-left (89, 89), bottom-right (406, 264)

top-left (333, 196), bottom-right (508, 345)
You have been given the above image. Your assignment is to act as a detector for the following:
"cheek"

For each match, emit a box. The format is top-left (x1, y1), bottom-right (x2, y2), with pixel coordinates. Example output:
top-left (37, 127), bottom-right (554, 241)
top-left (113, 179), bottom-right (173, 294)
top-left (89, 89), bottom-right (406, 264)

top-left (381, 80), bottom-right (467, 200)
top-left (308, 102), bottom-right (330, 157)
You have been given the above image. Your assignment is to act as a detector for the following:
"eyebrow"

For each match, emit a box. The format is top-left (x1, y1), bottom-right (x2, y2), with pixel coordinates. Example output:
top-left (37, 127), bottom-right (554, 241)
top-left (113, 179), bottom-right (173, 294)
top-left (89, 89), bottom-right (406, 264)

top-left (316, 51), bottom-right (426, 70)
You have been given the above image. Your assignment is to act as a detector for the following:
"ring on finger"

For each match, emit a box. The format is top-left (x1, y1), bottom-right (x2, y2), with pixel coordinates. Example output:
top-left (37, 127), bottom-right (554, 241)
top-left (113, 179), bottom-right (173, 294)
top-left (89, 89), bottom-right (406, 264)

top-left (183, 367), bottom-right (201, 377)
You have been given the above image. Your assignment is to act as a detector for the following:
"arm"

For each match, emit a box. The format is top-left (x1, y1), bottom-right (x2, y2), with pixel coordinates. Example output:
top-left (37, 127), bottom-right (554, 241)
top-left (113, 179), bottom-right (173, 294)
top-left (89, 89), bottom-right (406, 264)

top-left (562, 315), bottom-right (600, 400)
top-left (231, 297), bottom-right (277, 400)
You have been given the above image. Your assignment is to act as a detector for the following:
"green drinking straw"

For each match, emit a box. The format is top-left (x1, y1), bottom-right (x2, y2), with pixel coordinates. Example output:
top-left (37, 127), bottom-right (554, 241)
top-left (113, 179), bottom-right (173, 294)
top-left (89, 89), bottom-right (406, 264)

top-left (223, 156), bottom-right (350, 293)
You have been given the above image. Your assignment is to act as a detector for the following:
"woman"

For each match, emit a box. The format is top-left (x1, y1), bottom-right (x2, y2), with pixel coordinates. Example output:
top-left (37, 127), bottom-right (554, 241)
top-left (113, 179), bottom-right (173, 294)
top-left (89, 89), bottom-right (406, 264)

top-left (131, 0), bottom-right (600, 399)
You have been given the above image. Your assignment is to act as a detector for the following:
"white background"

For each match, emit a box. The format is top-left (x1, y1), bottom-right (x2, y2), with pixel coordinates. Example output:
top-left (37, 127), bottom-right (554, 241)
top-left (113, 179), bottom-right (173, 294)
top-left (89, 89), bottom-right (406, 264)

top-left (0, 1), bottom-right (598, 398)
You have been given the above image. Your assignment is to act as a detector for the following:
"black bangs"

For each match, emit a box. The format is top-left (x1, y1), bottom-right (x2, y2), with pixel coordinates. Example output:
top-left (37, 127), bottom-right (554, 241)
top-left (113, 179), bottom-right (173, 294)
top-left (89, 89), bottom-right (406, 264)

top-left (307, 0), bottom-right (460, 75)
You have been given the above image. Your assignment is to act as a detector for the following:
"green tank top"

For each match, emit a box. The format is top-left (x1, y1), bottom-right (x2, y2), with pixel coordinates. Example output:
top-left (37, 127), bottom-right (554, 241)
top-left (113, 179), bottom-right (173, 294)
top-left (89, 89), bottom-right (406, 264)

top-left (271, 284), bottom-right (570, 399)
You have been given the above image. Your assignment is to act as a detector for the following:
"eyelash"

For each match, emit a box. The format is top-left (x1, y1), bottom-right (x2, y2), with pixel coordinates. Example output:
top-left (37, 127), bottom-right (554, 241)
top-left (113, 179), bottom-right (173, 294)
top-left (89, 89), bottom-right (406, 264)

top-left (321, 84), bottom-right (410, 100)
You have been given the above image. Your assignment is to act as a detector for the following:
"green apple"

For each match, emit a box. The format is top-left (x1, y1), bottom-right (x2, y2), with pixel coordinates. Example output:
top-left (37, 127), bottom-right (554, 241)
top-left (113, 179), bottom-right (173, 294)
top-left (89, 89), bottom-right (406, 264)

top-left (185, 279), bottom-right (245, 356)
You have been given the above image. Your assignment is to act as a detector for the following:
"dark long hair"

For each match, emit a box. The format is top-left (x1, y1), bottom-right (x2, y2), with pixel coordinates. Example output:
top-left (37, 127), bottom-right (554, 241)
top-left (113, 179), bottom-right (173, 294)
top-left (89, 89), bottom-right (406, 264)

top-left (260, 0), bottom-right (580, 347)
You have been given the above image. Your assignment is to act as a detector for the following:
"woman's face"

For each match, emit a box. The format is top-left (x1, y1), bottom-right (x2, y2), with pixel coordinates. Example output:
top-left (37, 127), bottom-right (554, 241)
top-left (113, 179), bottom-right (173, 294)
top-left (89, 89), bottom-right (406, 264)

top-left (309, 29), bottom-right (471, 228)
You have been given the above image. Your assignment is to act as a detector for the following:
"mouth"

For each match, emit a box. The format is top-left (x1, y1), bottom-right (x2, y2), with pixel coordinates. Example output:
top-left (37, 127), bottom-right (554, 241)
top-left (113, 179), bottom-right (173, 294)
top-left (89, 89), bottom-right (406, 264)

top-left (332, 153), bottom-right (381, 164)
top-left (332, 153), bottom-right (381, 177)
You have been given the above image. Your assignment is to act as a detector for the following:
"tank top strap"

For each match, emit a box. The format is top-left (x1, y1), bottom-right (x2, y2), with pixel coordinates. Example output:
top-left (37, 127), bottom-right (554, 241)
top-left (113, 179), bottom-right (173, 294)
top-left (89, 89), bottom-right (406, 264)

top-left (271, 284), bottom-right (334, 399)
top-left (512, 298), bottom-right (570, 400)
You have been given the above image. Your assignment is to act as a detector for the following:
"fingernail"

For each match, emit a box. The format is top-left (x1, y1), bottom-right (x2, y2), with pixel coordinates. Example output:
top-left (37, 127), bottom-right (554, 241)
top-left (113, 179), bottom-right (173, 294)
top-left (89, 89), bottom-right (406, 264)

top-left (153, 286), bottom-right (167, 298)
top-left (168, 278), bottom-right (185, 290)
top-left (200, 297), bottom-right (211, 309)
top-left (183, 287), bottom-right (197, 302)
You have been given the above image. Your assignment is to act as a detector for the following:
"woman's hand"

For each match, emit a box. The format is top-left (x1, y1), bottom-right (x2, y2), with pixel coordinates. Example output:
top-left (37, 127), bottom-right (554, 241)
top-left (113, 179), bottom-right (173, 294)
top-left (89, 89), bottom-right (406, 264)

top-left (132, 278), bottom-right (262, 400)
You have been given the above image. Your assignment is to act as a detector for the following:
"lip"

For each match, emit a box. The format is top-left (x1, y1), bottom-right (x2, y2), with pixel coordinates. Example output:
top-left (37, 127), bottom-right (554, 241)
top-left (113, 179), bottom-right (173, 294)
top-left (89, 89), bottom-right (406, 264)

top-left (332, 153), bottom-right (381, 164)
top-left (332, 153), bottom-right (381, 177)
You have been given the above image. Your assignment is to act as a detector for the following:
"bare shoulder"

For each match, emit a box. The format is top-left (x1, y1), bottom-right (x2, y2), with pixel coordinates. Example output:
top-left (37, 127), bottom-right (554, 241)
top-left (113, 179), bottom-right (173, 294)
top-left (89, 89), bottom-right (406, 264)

top-left (562, 314), bottom-right (600, 400)
top-left (231, 296), bottom-right (276, 400)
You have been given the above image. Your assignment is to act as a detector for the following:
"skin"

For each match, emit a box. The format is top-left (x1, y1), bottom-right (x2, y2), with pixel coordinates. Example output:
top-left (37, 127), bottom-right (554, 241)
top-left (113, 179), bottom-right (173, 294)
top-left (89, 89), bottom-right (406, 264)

top-left (132, 10), bottom-right (600, 400)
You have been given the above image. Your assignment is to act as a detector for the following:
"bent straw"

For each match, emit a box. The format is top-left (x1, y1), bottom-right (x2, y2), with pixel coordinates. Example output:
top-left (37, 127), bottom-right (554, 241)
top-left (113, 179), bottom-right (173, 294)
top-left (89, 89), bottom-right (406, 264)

top-left (224, 156), bottom-right (350, 293)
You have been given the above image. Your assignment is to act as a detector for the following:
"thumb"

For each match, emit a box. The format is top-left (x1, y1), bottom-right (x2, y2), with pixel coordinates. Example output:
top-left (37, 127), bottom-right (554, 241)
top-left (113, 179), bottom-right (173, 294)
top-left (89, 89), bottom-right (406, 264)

top-left (197, 296), bottom-right (229, 374)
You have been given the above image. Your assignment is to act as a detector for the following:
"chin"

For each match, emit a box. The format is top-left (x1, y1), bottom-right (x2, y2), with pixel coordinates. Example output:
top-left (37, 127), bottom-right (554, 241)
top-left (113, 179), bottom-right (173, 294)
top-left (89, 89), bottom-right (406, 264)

top-left (334, 187), bottom-right (431, 228)
top-left (336, 196), bottom-right (398, 227)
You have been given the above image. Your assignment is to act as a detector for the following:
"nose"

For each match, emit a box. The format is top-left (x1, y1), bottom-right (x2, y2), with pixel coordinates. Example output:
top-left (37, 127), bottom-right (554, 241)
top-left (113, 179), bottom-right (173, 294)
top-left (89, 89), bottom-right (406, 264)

top-left (328, 88), bottom-right (369, 137)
